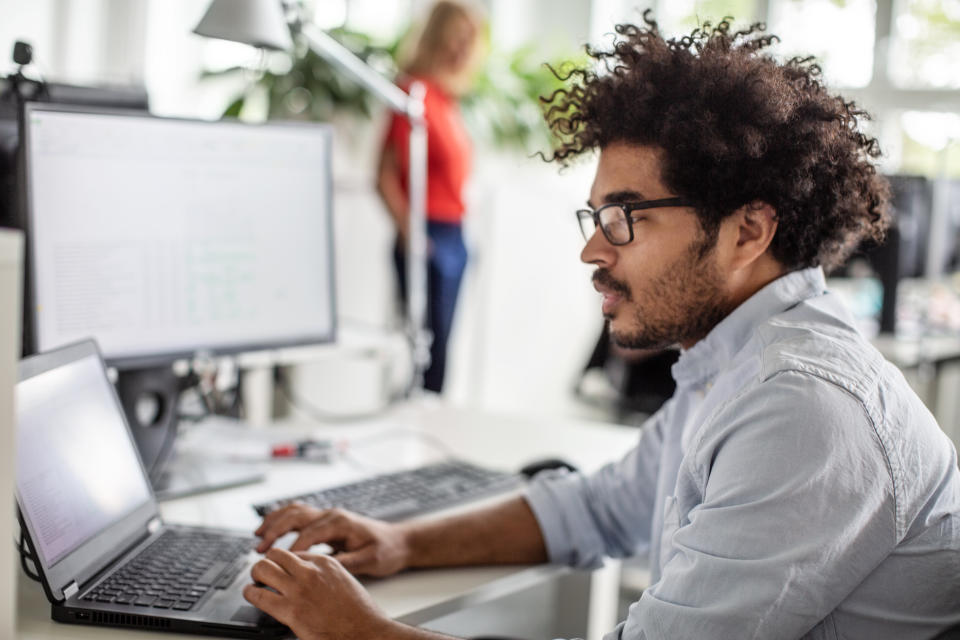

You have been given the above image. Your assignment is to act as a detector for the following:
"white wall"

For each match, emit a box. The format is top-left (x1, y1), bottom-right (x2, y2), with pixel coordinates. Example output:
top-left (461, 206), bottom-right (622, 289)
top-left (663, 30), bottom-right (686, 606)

top-left (491, 0), bottom-right (593, 55)
top-left (447, 151), bottom-right (602, 415)
top-left (0, 0), bottom-right (146, 85)
top-left (0, 0), bottom-right (57, 78)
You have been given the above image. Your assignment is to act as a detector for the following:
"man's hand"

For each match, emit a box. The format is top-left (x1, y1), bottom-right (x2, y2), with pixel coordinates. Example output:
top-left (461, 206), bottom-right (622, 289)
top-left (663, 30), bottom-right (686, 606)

top-left (244, 548), bottom-right (401, 640)
top-left (255, 505), bottom-right (410, 577)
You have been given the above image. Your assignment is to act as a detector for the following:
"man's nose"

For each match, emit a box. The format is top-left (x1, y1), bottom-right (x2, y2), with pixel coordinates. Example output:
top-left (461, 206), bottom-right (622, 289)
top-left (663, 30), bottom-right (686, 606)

top-left (581, 226), bottom-right (615, 267)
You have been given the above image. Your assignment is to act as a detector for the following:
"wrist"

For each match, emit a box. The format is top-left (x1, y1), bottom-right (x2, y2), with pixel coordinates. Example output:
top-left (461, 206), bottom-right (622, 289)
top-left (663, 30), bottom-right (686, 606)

top-left (394, 521), bottom-right (420, 569)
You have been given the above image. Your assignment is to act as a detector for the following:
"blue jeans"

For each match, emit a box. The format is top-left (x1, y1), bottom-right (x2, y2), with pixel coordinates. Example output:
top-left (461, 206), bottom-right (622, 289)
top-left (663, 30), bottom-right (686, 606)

top-left (394, 221), bottom-right (467, 393)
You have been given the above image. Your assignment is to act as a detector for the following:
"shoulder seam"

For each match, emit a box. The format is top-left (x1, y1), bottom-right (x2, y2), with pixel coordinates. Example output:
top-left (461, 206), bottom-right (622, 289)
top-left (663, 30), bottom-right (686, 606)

top-left (768, 367), bottom-right (900, 535)
top-left (693, 367), bottom-right (900, 535)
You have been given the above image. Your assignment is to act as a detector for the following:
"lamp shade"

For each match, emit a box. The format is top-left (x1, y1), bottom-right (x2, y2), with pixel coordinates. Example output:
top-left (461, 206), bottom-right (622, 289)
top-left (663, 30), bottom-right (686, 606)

top-left (194, 0), bottom-right (293, 51)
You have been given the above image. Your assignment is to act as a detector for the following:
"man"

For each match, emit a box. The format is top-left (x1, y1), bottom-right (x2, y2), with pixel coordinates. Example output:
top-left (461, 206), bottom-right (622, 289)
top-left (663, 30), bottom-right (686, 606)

top-left (243, 15), bottom-right (960, 640)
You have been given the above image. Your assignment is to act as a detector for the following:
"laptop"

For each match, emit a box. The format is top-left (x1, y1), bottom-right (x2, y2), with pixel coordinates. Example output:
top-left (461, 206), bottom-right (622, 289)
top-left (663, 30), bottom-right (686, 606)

top-left (15, 339), bottom-right (288, 637)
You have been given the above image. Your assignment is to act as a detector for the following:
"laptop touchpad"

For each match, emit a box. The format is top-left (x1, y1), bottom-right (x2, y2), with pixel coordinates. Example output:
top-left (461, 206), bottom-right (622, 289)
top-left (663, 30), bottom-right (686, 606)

top-left (231, 606), bottom-right (283, 626)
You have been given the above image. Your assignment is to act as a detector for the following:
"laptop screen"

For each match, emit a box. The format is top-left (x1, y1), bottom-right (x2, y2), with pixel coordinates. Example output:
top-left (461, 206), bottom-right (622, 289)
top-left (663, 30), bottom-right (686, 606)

top-left (16, 352), bottom-right (152, 566)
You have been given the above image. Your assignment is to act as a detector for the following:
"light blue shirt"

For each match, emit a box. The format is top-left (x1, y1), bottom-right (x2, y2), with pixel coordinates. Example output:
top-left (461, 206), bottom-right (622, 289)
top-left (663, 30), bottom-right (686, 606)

top-left (526, 267), bottom-right (960, 639)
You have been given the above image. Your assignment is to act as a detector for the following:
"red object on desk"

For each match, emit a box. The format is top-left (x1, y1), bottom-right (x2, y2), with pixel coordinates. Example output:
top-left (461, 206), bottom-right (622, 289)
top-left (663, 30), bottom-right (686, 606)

top-left (271, 443), bottom-right (298, 458)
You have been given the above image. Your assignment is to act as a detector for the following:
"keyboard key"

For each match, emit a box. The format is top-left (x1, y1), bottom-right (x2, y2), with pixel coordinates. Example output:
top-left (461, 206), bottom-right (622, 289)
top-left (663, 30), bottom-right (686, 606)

top-left (153, 599), bottom-right (176, 609)
top-left (215, 562), bottom-right (245, 589)
top-left (196, 561), bottom-right (228, 586)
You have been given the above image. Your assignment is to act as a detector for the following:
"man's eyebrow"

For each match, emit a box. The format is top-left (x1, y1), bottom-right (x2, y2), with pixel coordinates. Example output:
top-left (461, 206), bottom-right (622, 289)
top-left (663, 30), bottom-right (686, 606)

top-left (586, 189), bottom-right (649, 209)
top-left (603, 189), bottom-right (647, 203)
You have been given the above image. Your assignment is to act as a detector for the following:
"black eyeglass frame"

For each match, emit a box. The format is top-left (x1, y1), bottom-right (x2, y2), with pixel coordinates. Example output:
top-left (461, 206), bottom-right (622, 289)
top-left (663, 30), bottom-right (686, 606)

top-left (576, 197), bottom-right (693, 245)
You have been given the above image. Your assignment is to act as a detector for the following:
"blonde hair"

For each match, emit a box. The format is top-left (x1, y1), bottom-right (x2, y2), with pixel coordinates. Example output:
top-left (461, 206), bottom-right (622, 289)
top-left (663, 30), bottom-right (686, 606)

top-left (402, 1), bottom-right (482, 78)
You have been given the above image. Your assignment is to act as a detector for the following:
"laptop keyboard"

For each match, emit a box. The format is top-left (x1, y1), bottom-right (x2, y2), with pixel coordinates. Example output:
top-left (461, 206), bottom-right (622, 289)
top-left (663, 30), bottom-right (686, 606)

top-left (80, 529), bottom-right (254, 612)
top-left (252, 460), bottom-right (523, 521)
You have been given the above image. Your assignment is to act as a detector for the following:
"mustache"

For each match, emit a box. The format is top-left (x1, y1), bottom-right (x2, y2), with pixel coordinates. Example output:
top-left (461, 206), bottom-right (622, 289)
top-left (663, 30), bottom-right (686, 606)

top-left (592, 269), bottom-right (631, 300)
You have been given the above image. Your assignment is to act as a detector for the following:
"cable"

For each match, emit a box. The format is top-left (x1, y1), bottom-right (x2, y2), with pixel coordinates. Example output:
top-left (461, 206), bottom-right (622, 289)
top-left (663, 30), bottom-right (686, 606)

top-left (337, 314), bottom-right (421, 401)
top-left (336, 447), bottom-right (387, 473)
top-left (145, 370), bottom-right (201, 482)
top-left (18, 531), bottom-right (40, 582)
top-left (275, 367), bottom-right (457, 468)
top-left (145, 361), bottom-right (246, 481)
top-left (145, 415), bottom-right (177, 483)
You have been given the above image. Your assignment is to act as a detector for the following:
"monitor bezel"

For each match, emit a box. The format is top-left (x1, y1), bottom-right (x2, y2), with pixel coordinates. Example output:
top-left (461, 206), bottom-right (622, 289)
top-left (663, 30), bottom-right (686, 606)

top-left (20, 102), bottom-right (338, 370)
top-left (15, 339), bottom-right (160, 602)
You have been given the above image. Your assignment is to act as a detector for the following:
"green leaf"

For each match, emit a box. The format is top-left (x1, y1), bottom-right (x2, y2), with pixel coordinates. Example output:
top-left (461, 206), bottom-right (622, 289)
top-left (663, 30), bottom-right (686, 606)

top-left (223, 96), bottom-right (245, 118)
top-left (200, 23), bottom-right (583, 150)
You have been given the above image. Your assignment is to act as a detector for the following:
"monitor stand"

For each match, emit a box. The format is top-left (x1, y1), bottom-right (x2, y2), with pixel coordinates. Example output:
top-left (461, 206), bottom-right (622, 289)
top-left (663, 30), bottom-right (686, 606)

top-left (152, 452), bottom-right (265, 501)
top-left (115, 367), bottom-right (265, 501)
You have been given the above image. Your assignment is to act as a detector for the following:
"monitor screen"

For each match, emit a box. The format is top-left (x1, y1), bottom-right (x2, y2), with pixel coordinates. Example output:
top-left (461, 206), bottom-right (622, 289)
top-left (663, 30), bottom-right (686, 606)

top-left (1, 80), bottom-right (149, 229)
top-left (15, 351), bottom-right (152, 566)
top-left (22, 104), bottom-right (336, 367)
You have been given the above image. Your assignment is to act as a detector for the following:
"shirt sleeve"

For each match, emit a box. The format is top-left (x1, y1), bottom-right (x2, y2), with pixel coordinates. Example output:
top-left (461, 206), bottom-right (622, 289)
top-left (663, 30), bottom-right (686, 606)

top-left (524, 402), bottom-right (671, 569)
top-left (618, 370), bottom-right (898, 640)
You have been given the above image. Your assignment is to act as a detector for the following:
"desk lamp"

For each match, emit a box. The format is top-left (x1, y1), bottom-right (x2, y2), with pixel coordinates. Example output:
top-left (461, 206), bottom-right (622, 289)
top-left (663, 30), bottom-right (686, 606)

top-left (194, 0), bottom-right (431, 390)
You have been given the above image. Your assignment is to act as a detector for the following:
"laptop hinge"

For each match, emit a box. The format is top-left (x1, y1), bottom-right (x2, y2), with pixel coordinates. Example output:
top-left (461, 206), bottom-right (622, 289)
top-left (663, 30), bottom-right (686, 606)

top-left (63, 581), bottom-right (79, 599)
top-left (147, 517), bottom-right (161, 534)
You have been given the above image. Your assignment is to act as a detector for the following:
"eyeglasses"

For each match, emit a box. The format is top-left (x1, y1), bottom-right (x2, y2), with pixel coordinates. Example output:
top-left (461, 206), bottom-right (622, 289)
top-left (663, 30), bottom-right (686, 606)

top-left (576, 198), bottom-right (692, 246)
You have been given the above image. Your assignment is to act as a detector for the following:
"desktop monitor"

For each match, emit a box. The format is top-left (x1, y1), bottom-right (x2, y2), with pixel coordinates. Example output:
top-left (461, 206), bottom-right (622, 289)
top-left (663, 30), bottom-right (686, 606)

top-left (0, 78), bottom-right (149, 230)
top-left (22, 102), bottom-right (336, 365)
top-left (930, 178), bottom-right (960, 276)
top-left (837, 174), bottom-right (942, 334)
top-left (887, 174), bottom-right (934, 279)
top-left (20, 103), bottom-right (336, 485)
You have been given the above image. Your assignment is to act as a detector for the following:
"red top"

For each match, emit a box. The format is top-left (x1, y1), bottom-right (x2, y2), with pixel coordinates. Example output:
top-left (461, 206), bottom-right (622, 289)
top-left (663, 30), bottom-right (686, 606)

top-left (383, 77), bottom-right (472, 223)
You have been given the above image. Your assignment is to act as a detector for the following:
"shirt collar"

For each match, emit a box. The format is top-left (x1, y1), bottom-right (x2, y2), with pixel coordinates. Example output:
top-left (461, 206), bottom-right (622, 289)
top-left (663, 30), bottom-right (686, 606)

top-left (671, 267), bottom-right (827, 387)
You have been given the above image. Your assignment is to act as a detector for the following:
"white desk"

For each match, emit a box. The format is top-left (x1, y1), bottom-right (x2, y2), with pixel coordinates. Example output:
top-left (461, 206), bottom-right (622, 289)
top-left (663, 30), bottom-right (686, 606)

top-left (17, 400), bottom-right (639, 639)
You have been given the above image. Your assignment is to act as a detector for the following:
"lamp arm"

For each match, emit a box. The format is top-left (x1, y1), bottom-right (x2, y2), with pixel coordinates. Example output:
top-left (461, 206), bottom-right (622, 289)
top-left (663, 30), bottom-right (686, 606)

top-left (299, 23), bottom-right (416, 116)
top-left (298, 21), bottom-right (431, 390)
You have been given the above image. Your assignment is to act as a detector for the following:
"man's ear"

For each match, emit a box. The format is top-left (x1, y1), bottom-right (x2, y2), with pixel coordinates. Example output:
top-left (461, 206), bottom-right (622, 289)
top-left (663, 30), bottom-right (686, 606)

top-left (730, 200), bottom-right (778, 269)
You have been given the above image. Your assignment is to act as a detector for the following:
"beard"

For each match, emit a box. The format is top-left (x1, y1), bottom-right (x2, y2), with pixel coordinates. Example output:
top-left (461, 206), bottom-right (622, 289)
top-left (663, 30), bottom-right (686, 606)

top-left (595, 237), bottom-right (733, 351)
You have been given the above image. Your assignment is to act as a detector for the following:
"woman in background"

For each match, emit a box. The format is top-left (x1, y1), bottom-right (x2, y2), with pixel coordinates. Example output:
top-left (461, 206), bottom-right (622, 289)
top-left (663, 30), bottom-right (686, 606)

top-left (377, 1), bottom-right (482, 393)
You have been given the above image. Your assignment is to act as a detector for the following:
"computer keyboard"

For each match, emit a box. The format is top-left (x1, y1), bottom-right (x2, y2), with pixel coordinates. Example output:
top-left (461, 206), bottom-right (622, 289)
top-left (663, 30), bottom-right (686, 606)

top-left (80, 529), bottom-right (253, 611)
top-left (252, 460), bottom-right (524, 521)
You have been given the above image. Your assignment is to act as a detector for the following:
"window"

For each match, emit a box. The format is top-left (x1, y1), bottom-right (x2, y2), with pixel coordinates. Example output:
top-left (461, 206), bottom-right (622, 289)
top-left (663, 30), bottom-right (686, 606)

top-left (896, 111), bottom-right (960, 177)
top-left (888, 0), bottom-right (960, 88)
top-left (591, 0), bottom-right (760, 45)
top-left (656, 0), bottom-right (761, 36)
top-left (768, 0), bottom-right (876, 88)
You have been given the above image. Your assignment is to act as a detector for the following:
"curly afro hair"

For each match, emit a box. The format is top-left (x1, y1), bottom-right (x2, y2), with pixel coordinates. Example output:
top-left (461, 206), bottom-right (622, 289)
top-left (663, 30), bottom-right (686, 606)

top-left (541, 12), bottom-right (890, 272)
